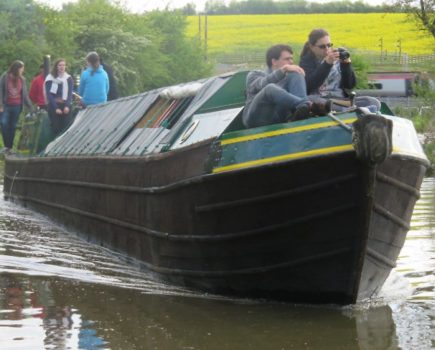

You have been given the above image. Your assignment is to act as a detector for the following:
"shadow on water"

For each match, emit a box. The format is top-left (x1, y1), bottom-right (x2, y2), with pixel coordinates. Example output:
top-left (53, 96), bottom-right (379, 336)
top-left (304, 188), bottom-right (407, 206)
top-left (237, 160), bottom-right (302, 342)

top-left (0, 159), bottom-right (434, 349)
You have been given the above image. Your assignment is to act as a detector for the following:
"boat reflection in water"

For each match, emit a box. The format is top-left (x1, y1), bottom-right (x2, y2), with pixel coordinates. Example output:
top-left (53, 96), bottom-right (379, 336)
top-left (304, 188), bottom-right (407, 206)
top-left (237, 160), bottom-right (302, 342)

top-left (0, 275), bottom-right (106, 350)
top-left (0, 272), bottom-right (404, 350)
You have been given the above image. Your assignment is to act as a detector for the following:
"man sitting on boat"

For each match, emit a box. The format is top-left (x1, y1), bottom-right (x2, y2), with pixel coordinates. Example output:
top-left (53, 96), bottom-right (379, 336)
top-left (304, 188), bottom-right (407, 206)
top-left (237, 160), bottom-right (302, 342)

top-left (243, 44), bottom-right (331, 128)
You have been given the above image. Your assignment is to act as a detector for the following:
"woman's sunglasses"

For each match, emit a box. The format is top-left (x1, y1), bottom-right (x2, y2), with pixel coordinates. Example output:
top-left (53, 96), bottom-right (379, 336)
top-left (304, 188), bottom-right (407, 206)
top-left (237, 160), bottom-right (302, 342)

top-left (316, 43), bottom-right (333, 49)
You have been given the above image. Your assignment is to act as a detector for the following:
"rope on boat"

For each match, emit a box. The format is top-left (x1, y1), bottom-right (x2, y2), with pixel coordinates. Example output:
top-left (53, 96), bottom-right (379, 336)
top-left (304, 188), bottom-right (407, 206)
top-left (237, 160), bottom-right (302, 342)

top-left (9, 171), bottom-right (19, 198)
top-left (351, 110), bottom-right (393, 166)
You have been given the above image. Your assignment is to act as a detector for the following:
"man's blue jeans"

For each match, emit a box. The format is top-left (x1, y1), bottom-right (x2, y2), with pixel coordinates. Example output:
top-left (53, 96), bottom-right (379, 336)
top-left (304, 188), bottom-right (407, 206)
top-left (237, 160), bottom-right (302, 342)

top-left (0, 104), bottom-right (22, 149)
top-left (244, 72), bottom-right (308, 128)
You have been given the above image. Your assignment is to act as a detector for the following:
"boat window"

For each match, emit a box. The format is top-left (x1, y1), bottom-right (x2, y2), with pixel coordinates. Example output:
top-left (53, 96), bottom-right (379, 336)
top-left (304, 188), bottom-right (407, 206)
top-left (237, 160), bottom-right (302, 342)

top-left (368, 83), bottom-right (383, 90)
top-left (170, 107), bottom-right (243, 149)
top-left (134, 96), bottom-right (193, 130)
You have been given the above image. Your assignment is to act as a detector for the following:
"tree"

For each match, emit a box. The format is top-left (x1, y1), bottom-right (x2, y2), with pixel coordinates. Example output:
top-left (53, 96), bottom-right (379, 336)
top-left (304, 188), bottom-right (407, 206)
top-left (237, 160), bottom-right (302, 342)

top-left (1, 0), bottom-right (212, 97)
top-left (0, 0), bottom-right (48, 76)
top-left (394, 0), bottom-right (435, 37)
top-left (145, 11), bottom-right (212, 85)
top-left (181, 3), bottom-right (197, 15)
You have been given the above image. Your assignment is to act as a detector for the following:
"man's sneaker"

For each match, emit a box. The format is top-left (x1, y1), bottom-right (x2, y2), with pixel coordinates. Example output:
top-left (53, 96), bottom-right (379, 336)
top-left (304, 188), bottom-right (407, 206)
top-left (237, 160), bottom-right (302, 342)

top-left (311, 99), bottom-right (332, 116)
top-left (290, 102), bottom-right (311, 121)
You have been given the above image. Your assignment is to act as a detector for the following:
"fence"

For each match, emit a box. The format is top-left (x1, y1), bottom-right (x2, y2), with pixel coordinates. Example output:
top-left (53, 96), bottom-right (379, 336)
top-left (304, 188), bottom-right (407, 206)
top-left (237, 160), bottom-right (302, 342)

top-left (212, 51), bottom-right (435, 72)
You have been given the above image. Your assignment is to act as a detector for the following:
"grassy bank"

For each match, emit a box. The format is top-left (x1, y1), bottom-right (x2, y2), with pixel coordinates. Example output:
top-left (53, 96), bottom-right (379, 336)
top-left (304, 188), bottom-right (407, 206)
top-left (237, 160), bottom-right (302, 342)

top-left (187, 13), bottom-right (434, 57)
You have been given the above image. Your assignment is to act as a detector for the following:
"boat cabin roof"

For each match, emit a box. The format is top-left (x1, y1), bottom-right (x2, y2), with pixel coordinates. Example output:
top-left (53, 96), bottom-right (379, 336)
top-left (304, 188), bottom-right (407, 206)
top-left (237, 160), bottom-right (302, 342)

top-left (42, 71), bottom-right (248, 157)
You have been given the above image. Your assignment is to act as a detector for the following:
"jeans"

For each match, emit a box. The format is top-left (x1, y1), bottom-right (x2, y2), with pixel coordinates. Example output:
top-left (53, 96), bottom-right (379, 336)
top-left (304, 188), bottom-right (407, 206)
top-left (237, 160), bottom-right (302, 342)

top-left (312, 94), bottom-right (381, 113)
top-left (243, 72), bottom-right (308, 128)
top-left (0, 104), bottom-right (22, 149)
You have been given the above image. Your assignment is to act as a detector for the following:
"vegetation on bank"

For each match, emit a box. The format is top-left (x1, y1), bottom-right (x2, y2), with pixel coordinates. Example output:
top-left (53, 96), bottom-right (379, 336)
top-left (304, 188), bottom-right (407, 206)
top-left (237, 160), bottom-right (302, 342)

top-left (0, 0), bottom-right (212, 97)
top-left (394, 82), bottom-right (435, 172)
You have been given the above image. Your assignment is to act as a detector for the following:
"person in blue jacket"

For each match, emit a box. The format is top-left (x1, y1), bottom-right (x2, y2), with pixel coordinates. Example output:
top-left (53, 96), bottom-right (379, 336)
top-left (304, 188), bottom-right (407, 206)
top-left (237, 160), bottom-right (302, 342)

top-left (78, 52), bottom-right (109, 107)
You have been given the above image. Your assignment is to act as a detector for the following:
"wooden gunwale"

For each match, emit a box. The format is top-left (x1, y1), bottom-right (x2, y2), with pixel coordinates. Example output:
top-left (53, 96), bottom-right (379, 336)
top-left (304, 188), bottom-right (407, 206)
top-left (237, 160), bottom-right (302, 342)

top-left (4, 165), bottom-right (422, 200)
top-left (373, 203), bottom-right (411, 230)
top-left (138, 248), bottom-right (352, 277)
top-left (5, 192), bottom-right (356, 242)
top-left (365, 247), bottom-right (397, 268)
top-left (195, 174), bottom-right (356, 212)
top-left (376, 171), bottom-right (421, 198)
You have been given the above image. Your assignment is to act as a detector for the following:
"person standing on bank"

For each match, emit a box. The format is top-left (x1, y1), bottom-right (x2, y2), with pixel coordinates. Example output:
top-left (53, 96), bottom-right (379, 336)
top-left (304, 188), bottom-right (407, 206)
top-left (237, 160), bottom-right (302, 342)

top-left (0, 60), bottom-right (34, 153)
top-left (45, 58), bottom-right (74, 136)
top-left (78, 52), bottom-right (109, 107)
top-left (243, 44), bottom-right (330, 129)
top-left (29, 64), bottom-right (47, 110)
top-left (300, 28), bottom-right (380, 111)
top-left (100, 57), bottom-right (119, 101)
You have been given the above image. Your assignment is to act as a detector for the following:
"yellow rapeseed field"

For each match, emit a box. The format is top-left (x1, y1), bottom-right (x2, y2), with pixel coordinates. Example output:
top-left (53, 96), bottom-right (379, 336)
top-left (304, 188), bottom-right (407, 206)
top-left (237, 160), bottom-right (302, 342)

top-left (187, 13), bottom-right (433, 56)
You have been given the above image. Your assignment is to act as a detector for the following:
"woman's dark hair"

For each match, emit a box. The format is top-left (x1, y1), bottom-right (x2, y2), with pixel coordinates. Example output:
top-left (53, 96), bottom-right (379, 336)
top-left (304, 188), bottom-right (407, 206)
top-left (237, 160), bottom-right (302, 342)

top-left (51, 58), bottom-right (66, 78)
top-left (266, 44), bottom-right (293, 68)
top-left (7, 60), bottom-right (24, 83)
top-left (86, 51), bottom-right (100, 75)
top-left (300, 28), bottom-right (329, 59)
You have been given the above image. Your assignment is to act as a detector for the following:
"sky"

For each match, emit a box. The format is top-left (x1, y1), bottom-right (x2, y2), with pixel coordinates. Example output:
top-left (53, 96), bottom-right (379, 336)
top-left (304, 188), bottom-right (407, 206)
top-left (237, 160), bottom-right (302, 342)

top-left (37, 0), bottom-right (389, 13)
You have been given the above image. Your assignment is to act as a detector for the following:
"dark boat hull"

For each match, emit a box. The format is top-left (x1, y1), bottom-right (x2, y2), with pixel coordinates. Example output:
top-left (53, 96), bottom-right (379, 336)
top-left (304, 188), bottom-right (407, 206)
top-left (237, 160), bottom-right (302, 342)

top-left (3, 141), bottom-right (426, 304)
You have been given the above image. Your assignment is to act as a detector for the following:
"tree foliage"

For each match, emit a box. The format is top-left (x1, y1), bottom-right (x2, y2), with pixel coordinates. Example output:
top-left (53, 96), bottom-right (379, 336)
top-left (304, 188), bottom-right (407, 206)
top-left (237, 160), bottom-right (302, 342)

top-left (392, 0), bottom-right (435, 37)
top-left (0, 0), bottom-right (48, 74)
top-left (0, 0), bottom-right (211, 97)
top-left (204, 0), bottom-right (388, 14)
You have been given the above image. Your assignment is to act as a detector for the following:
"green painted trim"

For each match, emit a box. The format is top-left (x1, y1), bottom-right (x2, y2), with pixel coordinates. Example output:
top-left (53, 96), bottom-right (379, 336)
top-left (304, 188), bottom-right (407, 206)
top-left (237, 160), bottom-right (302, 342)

top-left (220, 113), bottom-right (357, 142)
top-left (221, 117), bottom-right (356, 146)
top-left (213, 144), bottom-right (354, 173)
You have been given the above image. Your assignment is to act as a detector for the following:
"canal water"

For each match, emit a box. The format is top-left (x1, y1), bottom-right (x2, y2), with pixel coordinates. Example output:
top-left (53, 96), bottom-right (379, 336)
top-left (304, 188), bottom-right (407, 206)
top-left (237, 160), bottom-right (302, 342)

top-left (0, 161), bottom-right (433, 350)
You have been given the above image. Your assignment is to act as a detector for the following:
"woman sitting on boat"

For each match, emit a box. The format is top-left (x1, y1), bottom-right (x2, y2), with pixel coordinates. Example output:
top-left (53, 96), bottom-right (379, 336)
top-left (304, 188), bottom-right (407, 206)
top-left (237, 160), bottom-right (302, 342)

top-left (45, 58), bottom-right (74, 136)
top-left (0, 60), bottom-right (34, 154)
top-left (300, 28), bottom-right (380, 112)
top-left (78, 52), bottom-right (109, 107)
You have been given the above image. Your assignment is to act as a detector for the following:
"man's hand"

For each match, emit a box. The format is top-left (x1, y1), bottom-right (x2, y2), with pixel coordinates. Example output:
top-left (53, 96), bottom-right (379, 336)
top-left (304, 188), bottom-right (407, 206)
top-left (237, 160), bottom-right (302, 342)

top-left (63, 106), bottom-right (70, 114)
top-left (281, 64), bottom-right (305, 76)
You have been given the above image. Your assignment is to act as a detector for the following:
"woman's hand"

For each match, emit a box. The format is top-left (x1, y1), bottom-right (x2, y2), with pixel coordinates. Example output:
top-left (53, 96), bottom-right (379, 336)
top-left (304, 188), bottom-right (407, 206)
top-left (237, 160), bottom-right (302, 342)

top-left (325, 50), bottom-right (339, 65)
top-left (63, 106), bottom-right (70, 114)
top-left (55, 108), bottom-right (63, 115)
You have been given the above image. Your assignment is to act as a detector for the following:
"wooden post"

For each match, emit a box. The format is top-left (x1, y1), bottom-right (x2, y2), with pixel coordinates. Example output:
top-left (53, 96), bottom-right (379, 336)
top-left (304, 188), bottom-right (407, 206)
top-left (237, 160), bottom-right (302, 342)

top-left (204, 14), bottom-right (208, 61)
top-left (378, 37), bottom-right (383, 61)
top-left (43, 55), bottom-right (51, 78)
top-left (397, 39), bottom-right (402, 64)
top-left (198, 14), bottom-right (201, 42)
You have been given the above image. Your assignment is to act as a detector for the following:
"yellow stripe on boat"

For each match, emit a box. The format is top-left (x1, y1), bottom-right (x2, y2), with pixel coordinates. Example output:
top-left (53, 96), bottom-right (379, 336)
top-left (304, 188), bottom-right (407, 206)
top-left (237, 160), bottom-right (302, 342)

top-left (220, 118), bottom-right (357, 146)
top-left (213, 144), bottom-right (355, 173)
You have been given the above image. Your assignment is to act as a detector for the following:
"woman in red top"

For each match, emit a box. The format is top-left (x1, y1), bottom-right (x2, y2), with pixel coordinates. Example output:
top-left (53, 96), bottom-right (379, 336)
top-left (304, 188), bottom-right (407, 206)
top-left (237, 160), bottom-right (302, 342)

top-left (0, 60), bottom-right (34, 153)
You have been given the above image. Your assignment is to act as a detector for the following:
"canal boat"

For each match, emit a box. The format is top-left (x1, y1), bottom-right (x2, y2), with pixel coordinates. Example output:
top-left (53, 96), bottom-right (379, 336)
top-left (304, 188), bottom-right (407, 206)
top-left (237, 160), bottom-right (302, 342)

top-left (2, 71), bottom-right (429, 304)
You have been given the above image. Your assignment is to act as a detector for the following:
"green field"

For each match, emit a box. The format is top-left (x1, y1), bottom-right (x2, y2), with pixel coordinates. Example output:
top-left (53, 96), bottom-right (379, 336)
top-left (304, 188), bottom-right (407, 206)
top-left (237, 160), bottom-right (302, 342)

top-left (187, 13), bottom-right (434, 57)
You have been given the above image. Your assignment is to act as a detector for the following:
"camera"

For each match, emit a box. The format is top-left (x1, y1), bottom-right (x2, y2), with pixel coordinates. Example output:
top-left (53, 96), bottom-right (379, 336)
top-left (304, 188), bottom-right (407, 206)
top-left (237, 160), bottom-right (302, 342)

top-left (337, 47), bottom-right (350, 60)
